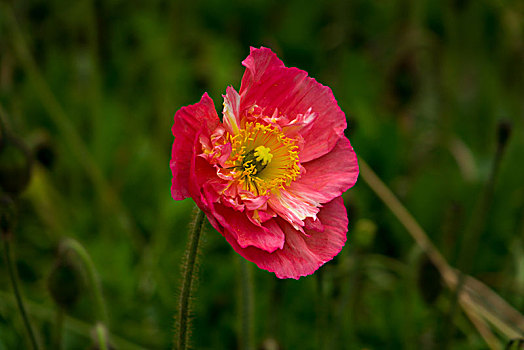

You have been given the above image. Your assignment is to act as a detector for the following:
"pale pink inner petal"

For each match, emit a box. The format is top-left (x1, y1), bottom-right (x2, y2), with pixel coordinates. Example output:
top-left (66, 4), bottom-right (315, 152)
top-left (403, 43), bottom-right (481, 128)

top-left (222, 86), bottom-right (242, 134)
top-left (267, 189), bottom-right (321, 232)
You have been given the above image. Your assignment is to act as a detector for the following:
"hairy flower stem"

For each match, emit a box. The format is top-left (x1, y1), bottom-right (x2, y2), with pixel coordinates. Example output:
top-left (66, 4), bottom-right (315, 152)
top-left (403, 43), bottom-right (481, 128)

top-left (61, 238), bottom-right (108, 324)
top-left (2, 235), bottom-right (40, 350)
top-left (239, 259), bottom-right (255, 350)
top-left (174, 208), bottom-right (205, 350)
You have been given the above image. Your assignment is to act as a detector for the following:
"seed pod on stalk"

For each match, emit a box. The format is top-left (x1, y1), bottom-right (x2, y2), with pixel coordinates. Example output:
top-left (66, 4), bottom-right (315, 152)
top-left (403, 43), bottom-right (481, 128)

top-left (0, 134), bottom-right (33, 195)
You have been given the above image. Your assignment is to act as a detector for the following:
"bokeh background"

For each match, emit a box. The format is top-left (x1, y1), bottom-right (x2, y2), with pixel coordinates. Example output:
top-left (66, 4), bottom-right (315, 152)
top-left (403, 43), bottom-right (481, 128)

top-left (1, 0), bottom-right (524, 349)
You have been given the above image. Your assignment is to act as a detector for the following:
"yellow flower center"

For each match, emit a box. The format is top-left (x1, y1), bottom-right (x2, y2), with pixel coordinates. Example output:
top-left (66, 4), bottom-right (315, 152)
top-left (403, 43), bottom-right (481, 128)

top-left (224, 122), bottom-right (300, 195)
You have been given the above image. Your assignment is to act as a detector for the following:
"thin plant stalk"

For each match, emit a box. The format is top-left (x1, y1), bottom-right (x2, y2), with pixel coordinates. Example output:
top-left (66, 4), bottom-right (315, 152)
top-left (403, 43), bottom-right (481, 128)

top-left (239, 258), bottom-right (255, 350)
top-left (358, 156), bottom-right (524, 343)
top-left (174, 208), bottom-right (206, 350)
top-left (2, 236), bottom-right (41, 350)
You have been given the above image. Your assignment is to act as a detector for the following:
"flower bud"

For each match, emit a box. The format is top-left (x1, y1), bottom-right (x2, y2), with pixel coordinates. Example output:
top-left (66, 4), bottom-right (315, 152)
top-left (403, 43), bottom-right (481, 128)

top-left (0, 125), bottom-right (5, 151)
top-left (353, 218), bottom-right (377, 248)
top-left (0, 194), bottom-right (16, 236)
top-left (47, 248), bottom-right (85, 310)
top-left (34, 140), bottom-right (55, 169)
top-left (497, 119), bottom-right (512, 151)
top-left (0, 135), bottom-right (33, 195)
top-left (90, 323), bottom-right (114, 350)
top-left (28, 130), bottom-right (56, 169)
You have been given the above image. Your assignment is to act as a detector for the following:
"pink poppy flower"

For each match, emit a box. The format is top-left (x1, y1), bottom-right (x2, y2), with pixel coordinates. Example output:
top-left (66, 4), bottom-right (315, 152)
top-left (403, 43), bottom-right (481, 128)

top-left (171, 47), bottom-right (359, 279)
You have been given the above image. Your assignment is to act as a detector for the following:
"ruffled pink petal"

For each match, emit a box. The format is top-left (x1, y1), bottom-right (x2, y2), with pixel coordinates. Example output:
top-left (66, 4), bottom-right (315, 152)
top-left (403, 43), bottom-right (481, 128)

top-left (248, 208), bottom-right (276, 226)
top-left (291, 136), bottom-right (359, 204)
top-left (243, 195), bottom-right (268, 211)
top-left (210, 203), bottom-right (285, 253)
top-left (221, 196), bottom-right (348, 279)
top-left (304, 217), bottom-right (324, 232)
top-left (239, 47), bottom-right (346, 162)
top-left (171, 93), bottom-right (219, 200)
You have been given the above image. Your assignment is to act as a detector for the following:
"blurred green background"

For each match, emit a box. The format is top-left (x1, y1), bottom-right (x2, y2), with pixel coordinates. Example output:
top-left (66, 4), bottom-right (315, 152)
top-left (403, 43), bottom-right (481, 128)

top-left (1, 0), bottom-right (524, 349)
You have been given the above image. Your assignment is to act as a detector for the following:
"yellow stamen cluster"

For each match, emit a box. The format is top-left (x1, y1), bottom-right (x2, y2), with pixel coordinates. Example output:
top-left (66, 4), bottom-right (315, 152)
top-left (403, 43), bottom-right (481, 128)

top-left (224, 122), bottom-right (300, 195)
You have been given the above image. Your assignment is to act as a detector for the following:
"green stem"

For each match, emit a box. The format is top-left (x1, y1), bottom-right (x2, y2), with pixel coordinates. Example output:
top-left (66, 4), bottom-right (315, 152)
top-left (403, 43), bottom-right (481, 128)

top-left (61, 238), bottom-right (108, 324)
top-left (174, 209), bottom-right (205, 350)
top-left (240, 258), bottom-right (255, 350)
top-left (2, 235), bottom-right (40, 350)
